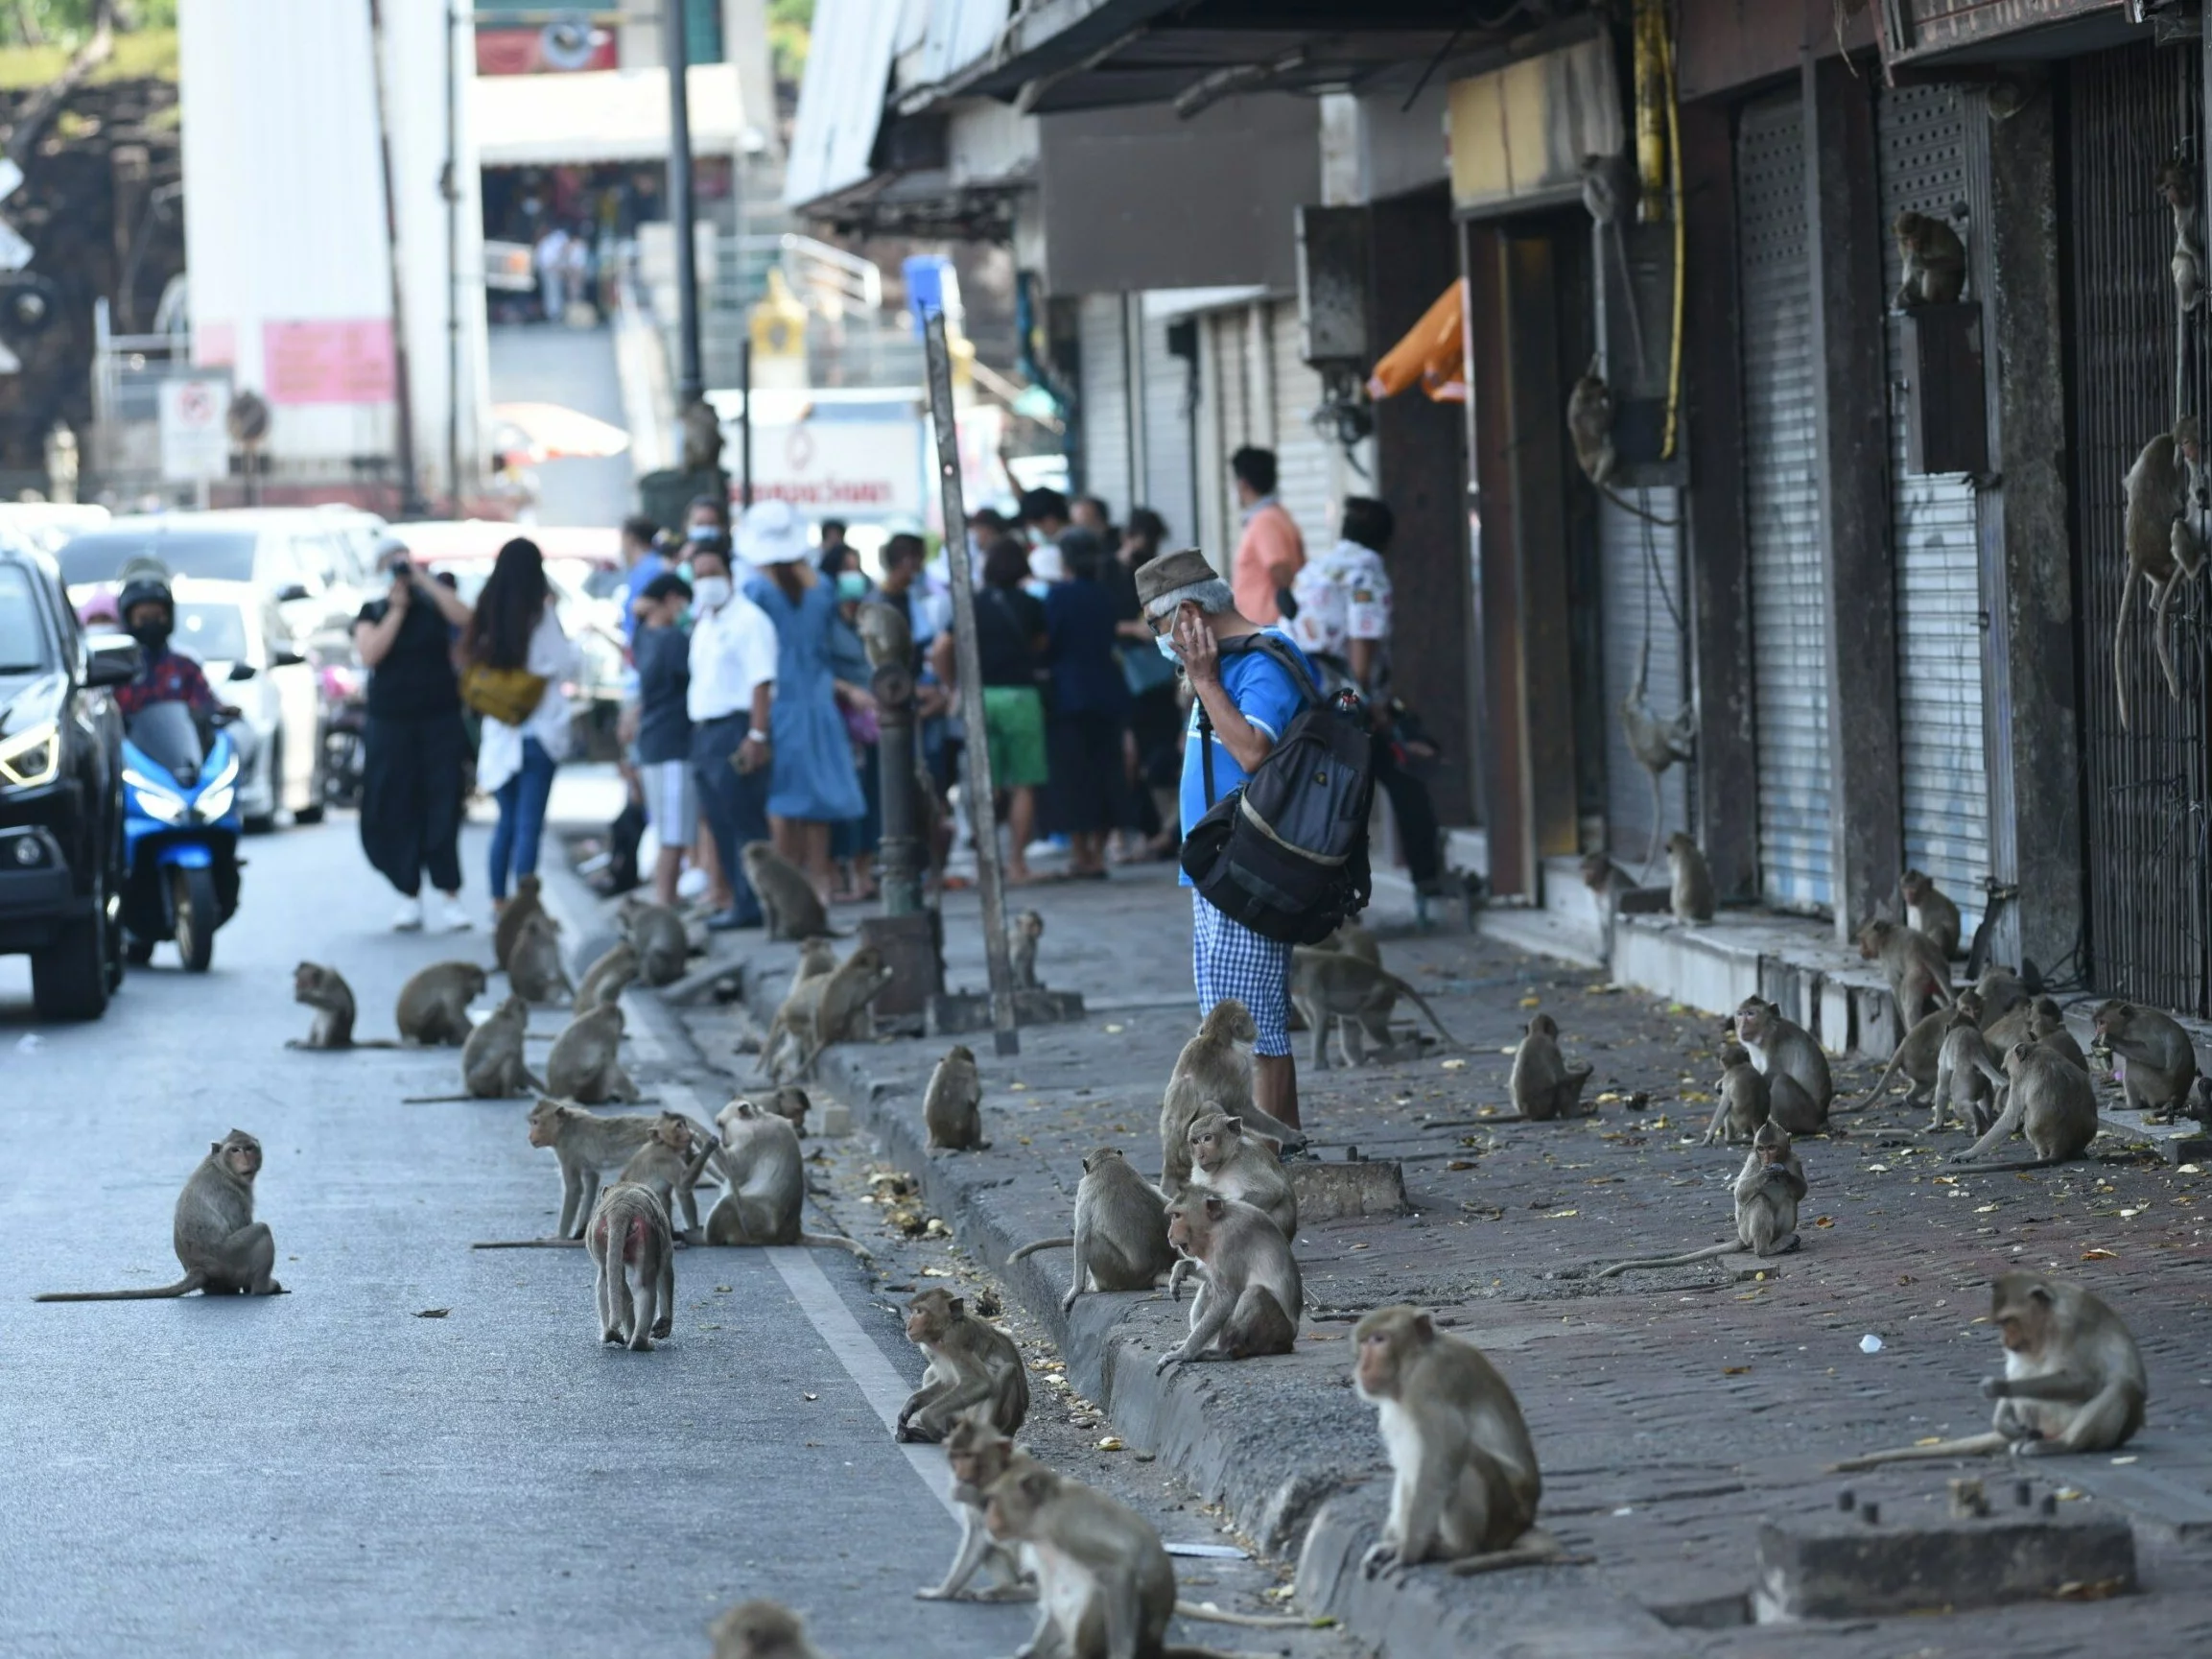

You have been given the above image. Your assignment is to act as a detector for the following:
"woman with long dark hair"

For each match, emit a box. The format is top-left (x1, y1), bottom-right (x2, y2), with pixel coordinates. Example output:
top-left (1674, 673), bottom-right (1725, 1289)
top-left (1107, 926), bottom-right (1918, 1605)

top-left (466, 536), bottom-right (579, 913)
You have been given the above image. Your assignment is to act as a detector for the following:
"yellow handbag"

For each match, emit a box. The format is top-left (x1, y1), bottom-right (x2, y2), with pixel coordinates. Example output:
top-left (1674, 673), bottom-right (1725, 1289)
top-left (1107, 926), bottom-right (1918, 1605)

top-left (459, 663), bottom-right (549, 726)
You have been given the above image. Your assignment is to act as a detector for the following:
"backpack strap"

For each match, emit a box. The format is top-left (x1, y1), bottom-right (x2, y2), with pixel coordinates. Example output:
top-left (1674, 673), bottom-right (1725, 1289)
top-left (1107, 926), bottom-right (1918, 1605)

top-left (1195, 632), bottom-right (1320, 808)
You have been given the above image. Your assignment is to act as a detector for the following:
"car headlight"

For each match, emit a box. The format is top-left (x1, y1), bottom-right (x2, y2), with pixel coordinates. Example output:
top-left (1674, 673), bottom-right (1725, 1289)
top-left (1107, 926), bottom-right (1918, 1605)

top-left (123, 767), bottom-right (185, 822)
top-left (0, 721), bottom-right (59, 789)
top-left (198, 785), bottom-right (235, 821)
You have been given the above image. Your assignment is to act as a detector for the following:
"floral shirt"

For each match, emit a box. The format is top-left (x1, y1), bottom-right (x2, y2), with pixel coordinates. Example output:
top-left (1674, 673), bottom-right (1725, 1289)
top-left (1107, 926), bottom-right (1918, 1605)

top-left (114, 649), bottom-right (217, 719)
top-left (1286, 538), bottom-right (1392, 665)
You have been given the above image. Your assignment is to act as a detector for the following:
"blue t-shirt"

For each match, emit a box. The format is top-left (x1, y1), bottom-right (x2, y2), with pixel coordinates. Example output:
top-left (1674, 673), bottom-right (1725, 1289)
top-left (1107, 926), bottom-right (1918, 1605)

top-left (618, 551), bottom-right (669, 646)
top-left (1178, 628), bottom-right (1317, 884)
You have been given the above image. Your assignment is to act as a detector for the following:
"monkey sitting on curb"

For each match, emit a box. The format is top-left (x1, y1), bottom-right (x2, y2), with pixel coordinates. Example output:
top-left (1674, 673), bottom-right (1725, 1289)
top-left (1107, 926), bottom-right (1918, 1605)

top-left (1007, 1146), bottom-right (1177, 1313)
top-left (895, 1287), bottom-right (1029, 1443)
top-left (1165, 1000), bottom-right (1306, 1153)
top-left (741, 841), bottom-right (835, 942)
top-left (1597, 1122), bottom-right (1804, 1276)
top-left (1156, 1193), bottom-right (1302, 1373)
top-left (923, 1043), bottom-right (987, 1150)
top-left (2092, 998), bottom-right (2200, 1121)
top-left (1006, 909), bottom-right (1045, 990)
top-left (36, 1129), bottom-right (285, 1301)
top-left (1832, 1272), bottom-right (2146, 1469)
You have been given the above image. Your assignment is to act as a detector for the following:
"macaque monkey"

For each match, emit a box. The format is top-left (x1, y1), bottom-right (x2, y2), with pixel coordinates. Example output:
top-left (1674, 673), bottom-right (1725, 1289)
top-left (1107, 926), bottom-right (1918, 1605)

top-left (620, 894), bottom-right (690, 986)
top-left (1353, 1306), bottom-right (1558, 1576)
top-left (764, 1084), bottom-right (812, 1132)
top-left (1186, 1111), bottom-right (1296, 1242)
top-left (2030, 998), bottom-right (2089, 1073)
top-left (786, 944), bottom-right (893, 1080)
top-left (1580, 853), bottom-right (1638, 902)
top-left (742, 840), bottom-right (834, 941)
top-left (506, 911), bottom-right (573, 1005)
top-left (493, 872), bottom-right (546, 971)
top-left (703, 1098), bottom-right (869, 1256)
top-left (1157, 1074), bottom-right (1211, 1197)
top-left (1156, 1192), bottom-right (1302, 1372)
top-left (896, 1286), bottom-right (1030, 1443)
top-left (1892, 209), bottom-right (1966, 308)
top-left (586, 1181), bottom-right (673, 1351)
top-left (1854, 999), bottom-right (1961, 1113)
top-left (1566, 365), bottom-right (1677, 526)
top-left (396, 961), bottom-right (488, 1048)
top-left (1951, 1040), bottom-right (2099, 1170)
top-left (1580, 149), bottom-right (1646, 370)
top-left (1597, 1122), bottom-right (1804, 1275)
top-left (1900, 867), bottom-right (1962, 959)
top-left (710, 1600), bottom-right (832, 1659)
top-left (1166, 999), bottom-right (1306, 1152)
top-left (1621, 642), bottom-right (1696, 880)
top-left (572, 939), bottom-right (638, 1015)
top-left (1007, 1146), bottom-right (1177, 1312)
top-left (526, 1098), bottom-right (665, 1240)
top-left (2117, 415), bottom-right (2204, 729)
top-left (2161, 157), bottom-right (2204, 317)
top-left (917, 1412), bottom-right (1034, 1602)
top-left (617, 1111), bottom-right (718, 1238)
top-left (545, 1003), bottom-right (641, 1104)
top-left (1860, 917), bottom-right (1953, 1027)
top-left (1733, 997), bottom-right (1834, 1134)
top-left (1666, 832), bottom-right (1714, 923)
top-left (1319, 921), bottom-right (1382, 965)
top-left (403, 993), bottom-right (542, 1101)
top-left (2092, 998), bottom-right (2200, 1119)
top-left (1287, 946), bottom-right (1461, 1069)
top-left (1702, 1041), bottom-right (1772, 1144)
top-left (1508, 1012), bottom-right (1594, 1122)
top-left (287, 961), bottom-right (395, 1050)
top-left (1833, 1272), bottom-right (2146, 1469)
top-left (924, 1043), bottom-right (988, 1150)
top-left (979, 1458), bottom-right (1181, 1659)
top-left (1007, 908), bottom-right (1045, 990)
top-left (36, 1129), bottom-right (284, 1300)
top-left (1931, 1003), bottom-right (2003, 1135)
top-left (792, 936), bottom-right (837, 985)
top-left (1972, 964), bottom-right (2030, 1032)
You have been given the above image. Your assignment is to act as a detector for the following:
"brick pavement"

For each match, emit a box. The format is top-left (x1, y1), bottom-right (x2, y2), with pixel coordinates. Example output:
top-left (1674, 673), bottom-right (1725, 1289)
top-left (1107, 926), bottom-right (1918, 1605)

top-left (658, 860), bottom-right (2212, 1656)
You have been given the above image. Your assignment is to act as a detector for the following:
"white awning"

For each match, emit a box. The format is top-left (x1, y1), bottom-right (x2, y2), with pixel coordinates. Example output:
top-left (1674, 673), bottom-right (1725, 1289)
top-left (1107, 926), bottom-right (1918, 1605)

top-left (783, 0), bottom-right (906, 211)
top-left (473, 63), bottom-right (752, 170)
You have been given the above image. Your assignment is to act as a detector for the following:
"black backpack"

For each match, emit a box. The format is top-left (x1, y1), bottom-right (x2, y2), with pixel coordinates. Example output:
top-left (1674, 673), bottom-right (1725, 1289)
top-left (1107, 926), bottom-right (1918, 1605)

top-left (1180, 633), bottom-right (1374, 944)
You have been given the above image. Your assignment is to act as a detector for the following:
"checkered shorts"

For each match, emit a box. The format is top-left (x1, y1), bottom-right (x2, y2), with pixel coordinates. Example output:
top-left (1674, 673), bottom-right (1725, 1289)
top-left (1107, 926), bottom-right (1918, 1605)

top-left (1191, 890), bottom-right (1293, 1057)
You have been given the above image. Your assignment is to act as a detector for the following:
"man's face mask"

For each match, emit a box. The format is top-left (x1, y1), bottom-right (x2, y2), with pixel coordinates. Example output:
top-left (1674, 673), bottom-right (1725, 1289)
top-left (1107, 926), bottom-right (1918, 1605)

top-left (692, 574), bottom-right (733, 611)
top-left (687, 522), bottom-right (719, 544)
top-left (1154, 632), bottom-right (1180, 663)
top-left (127, 609), bottom-right (171, 651)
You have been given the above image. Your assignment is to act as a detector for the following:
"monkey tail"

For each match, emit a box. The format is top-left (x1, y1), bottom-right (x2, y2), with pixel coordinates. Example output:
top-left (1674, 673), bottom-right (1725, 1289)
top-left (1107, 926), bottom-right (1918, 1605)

top-left (1006, 1237), bottom-right (1074, 1263)
top-left (797, 1231), bottom-right (874, 1261)
top-left (1593, 1241), bottom-right (1741, 1278)
top-left (1945, 1156), bottom-right (2063, 1174)
top-left (2116, 566), bottom-right (2136, 730)
top-left (1853, 1049), bottom-right (1912, 1109)
top-left (1172, 1601), bottom-right (1328, 1629)
top-left (1388, 975), bottom-right (1465, 1049)
top-left (35, 1282), bottom-right (203, 1301)
top-left (400, 1094), bottom-right (479, 1103)
top-left (1828, 1431), bottom-right (2011, 1472)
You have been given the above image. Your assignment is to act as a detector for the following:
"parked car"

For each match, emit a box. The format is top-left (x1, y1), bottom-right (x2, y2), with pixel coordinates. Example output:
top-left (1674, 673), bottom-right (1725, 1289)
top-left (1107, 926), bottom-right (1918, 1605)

top-left (0, 502), bottom-right (110, 557)
top-left (0, 539), bottom-right (135, 1018)
top-left (168, 578), bottom-right (323, 830)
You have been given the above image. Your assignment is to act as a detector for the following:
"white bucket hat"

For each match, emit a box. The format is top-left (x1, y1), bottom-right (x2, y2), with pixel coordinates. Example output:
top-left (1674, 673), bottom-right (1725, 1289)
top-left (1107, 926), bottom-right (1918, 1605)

top-left (736, 498), bottom-right (811, 567)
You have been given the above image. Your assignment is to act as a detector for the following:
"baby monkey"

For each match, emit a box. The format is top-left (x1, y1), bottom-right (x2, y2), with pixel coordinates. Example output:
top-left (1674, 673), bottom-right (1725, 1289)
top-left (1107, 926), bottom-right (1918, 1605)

top-left (37, 1129), bottom-right (285, 1300)
top-left (1596, 1122), bottom-right (1803, 1276)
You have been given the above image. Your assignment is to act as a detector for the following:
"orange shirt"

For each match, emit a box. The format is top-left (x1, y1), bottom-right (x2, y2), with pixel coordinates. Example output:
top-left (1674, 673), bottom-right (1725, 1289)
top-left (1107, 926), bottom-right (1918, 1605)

top-left (1232, 499), bottom-right (1306, 625)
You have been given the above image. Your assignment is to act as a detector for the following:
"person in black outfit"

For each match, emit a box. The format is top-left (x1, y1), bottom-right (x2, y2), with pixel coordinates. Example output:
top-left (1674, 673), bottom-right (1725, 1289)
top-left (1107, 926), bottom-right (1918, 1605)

top-left (1042, 533), bottom-right (1129, 877)
top-left (351, 536), bottom-right (479, 932)
top-left (630, 571), bottom-right (694, 908)
top-left (930, 536), bottom-right (1048, 883)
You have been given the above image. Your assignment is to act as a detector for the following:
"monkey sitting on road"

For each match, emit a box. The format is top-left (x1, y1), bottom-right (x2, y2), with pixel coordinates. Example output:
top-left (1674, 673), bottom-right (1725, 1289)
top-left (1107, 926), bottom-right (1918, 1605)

top-left (398, 961), bottom-right (489, 1048)
top-left (493, 872), bottom-right (547, 971)
top-left (288, 962), bottom-right (388, 1050)
top-left (1597, 1122), bottom-right (1804, 1276)
top-left (1893, 209), bottom-right (1966, 308)
top-left (1860, 917), bottom-right (1953, 1028)
top-left (1833, 1272), bottom-right (2146, 1469)
top-left (402, 993), bottom-right (543, 1102)
top-left (1900, 867), bottom-right (1962, 960)
top-left (545, 1002), bottom-right (642, 1105)
top-left (1007, 908), bottom-right (1045, 990)
top-left (1165, 999), bottom-right (1307, 1153)
top-left (620, 894), bottom-right (691, 986)
top-left (710, 1600), bottom-right (833, 1659)
top-left (1930, 1002), bottom-right (2002, 1135)
top-left (1855, 994), bottom-right (1971, 1116)
top-left (2092, 997), bottom-right (2200, 1120)
top-left (1507, 1013), bottom-right (1594, 1122)
top-left (586, 1181), bottom-right (673, 1352)
top-left (1353, 1306), bottom-right (1572, 1577)
top-left (506, 911), bottom-right (572, 1005)
top-left (617, 1111), bottom-right (719, 1239)
top-left (1666, 832), bottom-right (1714, 923)
top-left (572, 939), bottom-right (638, 1016)
top-left (1156, 1192), bottom-right (1302, 1372)
top-left (741, 841), bottom-right (835, 942)
top-left (1287, 945), bottom-right (1461, 1069)
top-left (896, 1286), bottom-right (1029, 1443)
top-left (916, 1411), bottom-right (1034, 1603)
top-left (36, 1129), bottom-right (285, 1301)
top-left (1949, 1039), bottom-right (2100, 1171)
top-left (702, 1098), bottom-right (869, 1256)
top-left (924, 1043), bottom-right (987, 1150)
top-left (1701, 1041), bottom-right (1771, 1145)
top-left (1007, 1146), bottom-right (1177, 1313)
top-left (1734, 996), bottom-right (1833, 1134)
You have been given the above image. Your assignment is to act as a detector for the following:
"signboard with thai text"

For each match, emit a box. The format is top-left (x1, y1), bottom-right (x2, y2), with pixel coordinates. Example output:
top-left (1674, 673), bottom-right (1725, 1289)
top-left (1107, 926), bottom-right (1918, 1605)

top-left (263, 320), bottom-right (395, 405)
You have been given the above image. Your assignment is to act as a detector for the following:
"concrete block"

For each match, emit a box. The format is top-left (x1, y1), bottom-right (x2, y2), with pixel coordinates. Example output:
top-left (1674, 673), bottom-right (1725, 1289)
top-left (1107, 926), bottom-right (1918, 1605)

top-left (1288, 1157), bottom-right (1407, 1221)
top-left (1818, 980), bottom-right (1854, 1056)
top-left (814, 1100), bottom-right (853, 1137)
top-left (1854, 985), bottom-right (1899, 1061)
top-left (1753, 1505), bottom-right (2134, 1621)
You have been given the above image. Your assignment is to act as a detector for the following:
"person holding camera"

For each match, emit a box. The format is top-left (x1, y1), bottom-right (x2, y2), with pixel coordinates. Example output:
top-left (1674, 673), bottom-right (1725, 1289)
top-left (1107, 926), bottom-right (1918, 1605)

top-left (352, 534), bottom-right (478, 932)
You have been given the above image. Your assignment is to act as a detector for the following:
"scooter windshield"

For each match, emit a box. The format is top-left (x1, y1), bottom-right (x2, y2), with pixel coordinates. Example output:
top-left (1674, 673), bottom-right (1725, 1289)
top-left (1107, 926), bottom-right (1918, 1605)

top-left (129, 700), bottom-right (204, 786)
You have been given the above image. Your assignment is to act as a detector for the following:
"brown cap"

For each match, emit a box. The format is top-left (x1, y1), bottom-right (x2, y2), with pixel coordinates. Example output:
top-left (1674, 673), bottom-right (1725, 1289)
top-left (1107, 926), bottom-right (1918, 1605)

top-left (1133, 546), bottom-right (1217, 611)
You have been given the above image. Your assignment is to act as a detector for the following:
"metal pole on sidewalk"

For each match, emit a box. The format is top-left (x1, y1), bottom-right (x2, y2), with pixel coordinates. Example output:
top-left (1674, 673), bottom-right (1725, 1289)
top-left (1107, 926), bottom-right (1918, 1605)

top-left (739, 337), bottom-right (754, 507)
top-left (665, 0), bottom-right (702, 407)
top-left (923, 310), bottom-right (1019, 1056)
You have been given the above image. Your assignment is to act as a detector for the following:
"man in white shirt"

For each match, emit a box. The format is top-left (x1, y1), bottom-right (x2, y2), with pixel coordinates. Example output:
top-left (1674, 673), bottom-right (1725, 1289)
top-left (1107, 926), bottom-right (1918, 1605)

top-left (686, 540), bottom-right (778, 930)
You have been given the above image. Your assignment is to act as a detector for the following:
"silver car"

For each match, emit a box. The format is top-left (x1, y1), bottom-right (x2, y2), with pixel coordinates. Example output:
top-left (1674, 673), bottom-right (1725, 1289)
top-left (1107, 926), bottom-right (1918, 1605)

top-left (168, 579), bottom-right (322, 830)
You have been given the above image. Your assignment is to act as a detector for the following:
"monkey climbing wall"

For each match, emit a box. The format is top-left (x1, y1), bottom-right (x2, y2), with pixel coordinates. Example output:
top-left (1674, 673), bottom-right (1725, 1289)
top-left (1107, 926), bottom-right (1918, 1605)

top-left (2068, 38), bottom-right (2212, 1015)
top-left (1876, 83), bottom-right (1992, 942)
top-left (1736, 90), bottom-right (1833, 913)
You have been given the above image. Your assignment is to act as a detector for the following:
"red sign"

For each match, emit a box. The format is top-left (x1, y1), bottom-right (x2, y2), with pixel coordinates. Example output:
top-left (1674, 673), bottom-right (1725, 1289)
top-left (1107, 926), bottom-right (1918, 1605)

top-left (263, 320), bottom-right (396, 406)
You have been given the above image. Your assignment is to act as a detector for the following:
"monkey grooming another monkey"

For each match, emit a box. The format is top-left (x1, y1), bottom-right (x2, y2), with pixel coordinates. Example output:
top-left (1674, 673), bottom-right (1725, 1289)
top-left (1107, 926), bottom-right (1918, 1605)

top-left (924, 1043), bottom-right (988, 1150)
top-left (402, 993), bottom-right (543, 1102)
top-left (36, 1129), bottom-right (284, 1301)
top-left (1007, 908), bottom-right (1045, 990)
top-left (703, 1098), bottom-right (870, 1256)
top-left (1165, 999), bottom-right (1307, 1153)
top-left (545, 1002), bottom-right (642, 1104)
top-left (742, 840), bottom-right (835, 941)
top-left (1287, 946), bottom-right (1462, 1069)
top-left (2092, 998), bottom-right (2200, 1120)
top-left (1734, 996), bottom-right (1834, 1134)
top-left (1666, 833), bottom-right (1714, 923)
top-left (617, 1111), bottom-right (719, 1239)
top-left (1597, 1122), bottom-right (1805, 1276)
top-left (287, 961), bottom-right (395, 1050)
top-left (1353, 1306), bottom-right (1569, 1578)
top-left (572, 939), bottom-right (638, 1015)
top-left (506, 911), bottom-right (572, 1005)
top-left (1156, 1193), bottom-right (1303, 1372)
top-left (493, 872), bottom-right (547, 971)
top-left (896, 1286), bottom-right (1029, 1443)
top-left (1859, 917), bottom-right (1954, 1027)
top-left (620, 894), bottom-right (690, 986)
top-left (1972, 965), bottom-right (2031, 1032)
top-left (586, 1181), bottom-right (673, 1351)
top-left (1949, 1040), bottom-right (2100, 1171)
top-left (917, 1411), bottom-right (1035, 1602)
top-left (396, 961), bottom-right (489, 1048)
top-left (1832, 1272), bottom-right (2146, 1469)
top-left (2117, 415), bottom-right (2205, 729)
top-left (1900, 868), bottom-right (1963, 959)
top-left (1853, 1000), bottom-right (1956, 1115)
top-left (1892, 209), bottom-right (1966, 308)
top-left (1007, 1146), bottom-right (1177, 1313)
top-left (710, 1600), bottom-right (833, 1659)
top-left (1186, 1112), bottom-right (1297, 1242)
top-left (1508, 1013), bottom-right (1595, 1122)
top-left (1702, 1041), bottom-right (1772, 1145)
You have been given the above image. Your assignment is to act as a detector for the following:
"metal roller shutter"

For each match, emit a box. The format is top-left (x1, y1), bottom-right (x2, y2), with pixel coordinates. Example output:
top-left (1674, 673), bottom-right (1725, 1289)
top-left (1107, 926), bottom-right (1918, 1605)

top-left (1601, 491), bottom-right (1687, 868)
top-left (1140, 308), bottom-right (1197, 546)
top-left (1078, 294), bottom-right (1131, 510)
top-left (1878, 83), bottom-right (1989, 939)
top-left (1269, 301), bottom-right (1334, 556)
top-left (1737, 92), bottom-right (1832, 912)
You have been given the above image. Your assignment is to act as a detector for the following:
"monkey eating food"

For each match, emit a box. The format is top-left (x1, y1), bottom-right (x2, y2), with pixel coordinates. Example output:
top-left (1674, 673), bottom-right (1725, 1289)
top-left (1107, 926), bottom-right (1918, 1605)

top-left (37, 1129), bottom-right (286, 1300)
top-left (1507, 1013), bottom-right (1594, 1122)
top-left (1007, 1145), bottom-right (1177, 1313)
top-left (895, 1286), bottom-right (1030, 1443)
top-left (1597, 1122), bottom-right (1805, 1276)
top-left (2092, 997), bottom-right (2200, 1120)
top-left (586, 1180), bottom-right (674, 1351)
top-left (287, 961), bottom-right (393, 1050)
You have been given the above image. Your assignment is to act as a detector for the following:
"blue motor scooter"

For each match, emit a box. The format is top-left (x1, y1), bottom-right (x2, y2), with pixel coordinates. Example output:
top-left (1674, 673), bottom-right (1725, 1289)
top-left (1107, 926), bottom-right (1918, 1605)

top-left (119, 700), bottom-right (243, 972)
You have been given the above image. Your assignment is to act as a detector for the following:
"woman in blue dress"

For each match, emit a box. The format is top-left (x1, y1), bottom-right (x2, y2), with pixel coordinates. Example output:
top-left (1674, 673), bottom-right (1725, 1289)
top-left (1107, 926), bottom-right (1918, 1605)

top-left (737, 499), bottom-right (866, 901)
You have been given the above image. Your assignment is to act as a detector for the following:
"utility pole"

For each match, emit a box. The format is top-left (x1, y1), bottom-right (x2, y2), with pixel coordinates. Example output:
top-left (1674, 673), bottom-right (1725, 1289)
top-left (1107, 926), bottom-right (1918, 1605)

top-left (367, 0), bottom-right (428, 515)
top-left (665, 0), bottom-right (703, 407)
top-left (442, 6), bottom-right (462, 514)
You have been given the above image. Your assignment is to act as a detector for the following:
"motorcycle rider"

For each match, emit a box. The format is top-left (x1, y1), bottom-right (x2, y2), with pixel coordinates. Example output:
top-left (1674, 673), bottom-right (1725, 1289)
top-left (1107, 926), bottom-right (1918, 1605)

top-left (112, 571), bottom-right (240, 723)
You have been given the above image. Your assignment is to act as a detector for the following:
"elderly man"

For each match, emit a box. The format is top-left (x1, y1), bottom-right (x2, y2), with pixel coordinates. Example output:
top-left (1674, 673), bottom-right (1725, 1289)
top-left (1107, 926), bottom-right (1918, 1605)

top-left (1135, 546), bottom-right (1320, 1131)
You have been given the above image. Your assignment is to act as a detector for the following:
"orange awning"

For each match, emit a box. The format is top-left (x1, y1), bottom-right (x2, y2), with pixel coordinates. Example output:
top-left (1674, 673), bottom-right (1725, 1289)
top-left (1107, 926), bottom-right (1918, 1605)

top-left (1367, 279), bottom-right (1467, 404)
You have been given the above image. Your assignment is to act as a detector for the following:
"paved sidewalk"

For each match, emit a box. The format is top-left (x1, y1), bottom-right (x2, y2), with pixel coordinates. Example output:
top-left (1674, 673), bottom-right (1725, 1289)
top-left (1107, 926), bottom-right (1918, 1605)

top-left (635, 858), bottom-right (2212, 1657)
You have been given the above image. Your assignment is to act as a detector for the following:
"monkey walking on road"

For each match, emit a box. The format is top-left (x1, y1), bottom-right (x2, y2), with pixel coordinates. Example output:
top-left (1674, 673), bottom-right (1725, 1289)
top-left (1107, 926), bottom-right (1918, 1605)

top-left (37, 1130), bottom-right (286, 1301)
top-left (586, 1181), bottom-right (673, 1352)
